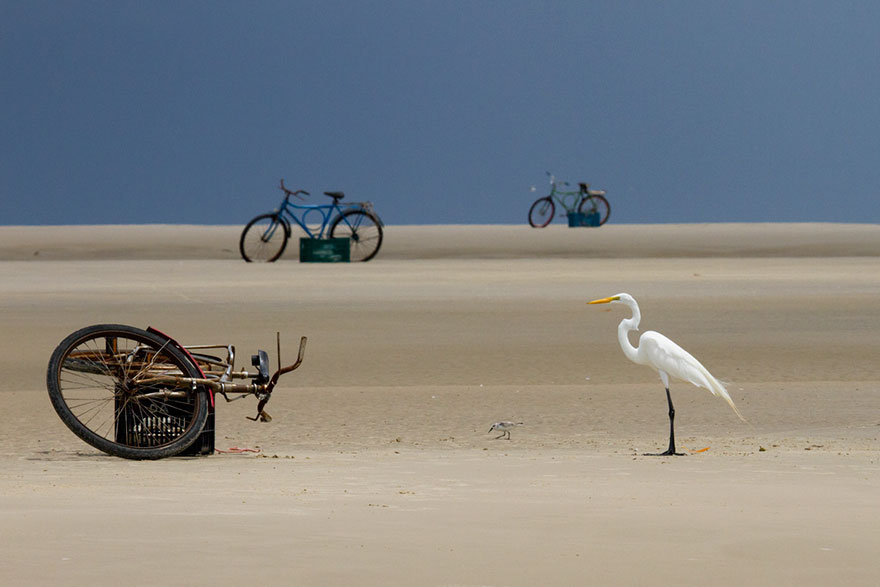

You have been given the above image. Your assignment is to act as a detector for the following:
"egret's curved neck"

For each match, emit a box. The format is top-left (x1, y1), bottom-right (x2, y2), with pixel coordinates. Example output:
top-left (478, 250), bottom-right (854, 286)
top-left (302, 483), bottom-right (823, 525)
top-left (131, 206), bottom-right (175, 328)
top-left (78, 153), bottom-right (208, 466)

top-left (617, 300), bottom-right (642, 364)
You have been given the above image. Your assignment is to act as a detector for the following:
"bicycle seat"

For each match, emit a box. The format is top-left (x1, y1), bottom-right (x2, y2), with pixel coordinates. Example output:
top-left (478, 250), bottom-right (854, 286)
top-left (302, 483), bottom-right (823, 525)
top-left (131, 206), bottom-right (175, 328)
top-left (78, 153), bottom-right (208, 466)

top-left (323, 191), bottom-right (345, 201)
top-left (579, 182), bottom-right (605, 196)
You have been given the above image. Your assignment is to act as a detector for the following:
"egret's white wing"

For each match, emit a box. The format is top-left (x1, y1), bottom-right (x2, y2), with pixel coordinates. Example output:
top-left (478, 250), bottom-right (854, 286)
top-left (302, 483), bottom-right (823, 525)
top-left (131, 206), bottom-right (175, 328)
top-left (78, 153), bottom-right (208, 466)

top-left (638, 331), bottom-right (744, 420)
top-left (638, 331), bottom-right (712, 388)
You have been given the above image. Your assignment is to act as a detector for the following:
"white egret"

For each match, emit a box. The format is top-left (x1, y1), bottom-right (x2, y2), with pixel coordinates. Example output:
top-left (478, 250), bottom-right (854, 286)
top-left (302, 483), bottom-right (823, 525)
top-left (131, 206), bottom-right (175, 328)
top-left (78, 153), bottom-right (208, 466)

top-left (488, 421), bottom-right (523, 440)
top-left (588, 293), bottom-right (744, 456)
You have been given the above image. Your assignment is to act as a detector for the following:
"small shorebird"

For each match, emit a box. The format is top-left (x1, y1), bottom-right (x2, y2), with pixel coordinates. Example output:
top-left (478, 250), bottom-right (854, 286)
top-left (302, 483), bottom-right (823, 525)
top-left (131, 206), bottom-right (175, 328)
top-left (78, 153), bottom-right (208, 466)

top-left (488, 421), bottom-right (523, 440)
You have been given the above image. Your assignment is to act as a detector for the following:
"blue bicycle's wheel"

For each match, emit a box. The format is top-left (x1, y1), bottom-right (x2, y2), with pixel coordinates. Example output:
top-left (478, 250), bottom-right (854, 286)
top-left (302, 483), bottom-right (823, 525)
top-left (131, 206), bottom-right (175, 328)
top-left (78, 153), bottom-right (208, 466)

top-left (329, 210), bottom-right (383, 261)
top-left (240, 213), bottom-right (290, 262)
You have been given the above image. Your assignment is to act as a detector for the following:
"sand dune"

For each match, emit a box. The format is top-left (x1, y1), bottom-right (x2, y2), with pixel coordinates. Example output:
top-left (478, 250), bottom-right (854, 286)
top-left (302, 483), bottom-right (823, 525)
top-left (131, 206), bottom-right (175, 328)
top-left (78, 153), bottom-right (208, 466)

top-left (3, 222), bottom-right (880, 260)
top-left (1, 223), bottom-right (878, 586)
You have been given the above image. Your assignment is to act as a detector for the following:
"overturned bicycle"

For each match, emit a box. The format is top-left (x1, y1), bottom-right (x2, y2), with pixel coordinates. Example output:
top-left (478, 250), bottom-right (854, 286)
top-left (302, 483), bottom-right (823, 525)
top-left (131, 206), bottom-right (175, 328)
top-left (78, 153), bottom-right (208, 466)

top-left (46, 324), bottom-right (307, 460)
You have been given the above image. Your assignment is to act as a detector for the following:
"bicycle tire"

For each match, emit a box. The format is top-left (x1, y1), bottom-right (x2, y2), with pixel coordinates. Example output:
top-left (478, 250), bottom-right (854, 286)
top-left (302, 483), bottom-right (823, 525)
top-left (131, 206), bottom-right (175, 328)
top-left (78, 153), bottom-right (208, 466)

top-left (240, 213), bottom-right (290, 262)
top-left (46, 324), bottom-right (209, 460)
top-left (578, 194), bottom-right (611, 226)
top-left (329, 209), bottom-right (383, 262)
top-left (528, 197), bottom-right (555, 228)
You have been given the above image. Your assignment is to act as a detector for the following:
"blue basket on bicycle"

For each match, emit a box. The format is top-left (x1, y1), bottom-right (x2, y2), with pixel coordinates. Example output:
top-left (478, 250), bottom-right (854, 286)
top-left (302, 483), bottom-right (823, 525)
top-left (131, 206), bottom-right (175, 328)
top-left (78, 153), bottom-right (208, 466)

top-left (567, 211), bottom-right (600, 227)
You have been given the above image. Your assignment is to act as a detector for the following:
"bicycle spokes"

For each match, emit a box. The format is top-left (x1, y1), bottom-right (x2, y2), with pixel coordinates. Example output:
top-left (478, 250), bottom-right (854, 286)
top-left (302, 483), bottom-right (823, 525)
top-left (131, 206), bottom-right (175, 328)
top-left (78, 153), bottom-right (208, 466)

top-left (240, 214), bottom-right (289, 262)
top-left (53, 330), bottom-right (202, 453)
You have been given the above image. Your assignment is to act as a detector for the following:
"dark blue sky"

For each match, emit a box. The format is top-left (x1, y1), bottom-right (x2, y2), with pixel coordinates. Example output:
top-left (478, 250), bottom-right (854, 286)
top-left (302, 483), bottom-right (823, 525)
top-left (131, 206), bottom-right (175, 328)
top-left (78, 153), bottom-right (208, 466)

top-left (3, 1), bottom-right (879, 225)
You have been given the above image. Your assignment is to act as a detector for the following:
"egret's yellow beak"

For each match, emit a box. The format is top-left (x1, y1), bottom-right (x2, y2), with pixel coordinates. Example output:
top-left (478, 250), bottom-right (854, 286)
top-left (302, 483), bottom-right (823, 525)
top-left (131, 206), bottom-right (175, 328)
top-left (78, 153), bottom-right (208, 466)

top-left (588, 296), bottom-right (619, 305)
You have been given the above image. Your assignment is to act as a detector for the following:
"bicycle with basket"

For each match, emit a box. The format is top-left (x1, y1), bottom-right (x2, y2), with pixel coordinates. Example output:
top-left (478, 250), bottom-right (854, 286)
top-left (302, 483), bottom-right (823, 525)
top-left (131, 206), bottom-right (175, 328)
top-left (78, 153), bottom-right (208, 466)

top-left (528, 172), bottom-right (611, 228)
top-left (240, 179), bottom-right (384, 262)
top-left (46, 324), bottom-right (307, 460)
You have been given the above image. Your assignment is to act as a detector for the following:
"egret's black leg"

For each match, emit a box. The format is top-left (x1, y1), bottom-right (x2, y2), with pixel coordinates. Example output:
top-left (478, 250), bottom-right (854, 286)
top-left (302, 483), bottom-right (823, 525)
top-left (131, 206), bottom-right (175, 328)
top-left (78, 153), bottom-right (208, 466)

top-left (645, 387), bottom-right (686, 456)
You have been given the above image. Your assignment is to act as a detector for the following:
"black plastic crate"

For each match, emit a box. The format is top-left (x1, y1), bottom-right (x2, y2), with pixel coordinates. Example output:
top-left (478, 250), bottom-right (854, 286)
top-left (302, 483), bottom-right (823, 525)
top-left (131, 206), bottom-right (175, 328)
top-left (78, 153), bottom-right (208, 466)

top-left (115, 393), bottom-right (215, 456)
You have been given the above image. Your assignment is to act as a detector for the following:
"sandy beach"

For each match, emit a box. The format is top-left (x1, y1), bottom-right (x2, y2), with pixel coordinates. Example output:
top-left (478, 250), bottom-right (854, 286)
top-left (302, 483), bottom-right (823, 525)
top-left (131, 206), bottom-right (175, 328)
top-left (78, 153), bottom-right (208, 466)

top-left (1, 223), bottom-right (879, 586)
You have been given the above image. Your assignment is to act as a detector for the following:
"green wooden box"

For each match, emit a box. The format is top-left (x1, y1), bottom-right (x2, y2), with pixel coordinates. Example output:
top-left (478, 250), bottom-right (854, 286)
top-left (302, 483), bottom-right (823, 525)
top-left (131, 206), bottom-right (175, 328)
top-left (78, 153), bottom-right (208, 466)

top-left (299, 237), bottom-right (350, 263)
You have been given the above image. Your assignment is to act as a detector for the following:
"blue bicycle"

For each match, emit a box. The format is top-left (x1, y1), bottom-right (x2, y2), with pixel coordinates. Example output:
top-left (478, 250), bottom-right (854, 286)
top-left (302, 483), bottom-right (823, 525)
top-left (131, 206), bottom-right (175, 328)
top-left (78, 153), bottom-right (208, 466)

top-left (240, 179), bottom-right (384, 262)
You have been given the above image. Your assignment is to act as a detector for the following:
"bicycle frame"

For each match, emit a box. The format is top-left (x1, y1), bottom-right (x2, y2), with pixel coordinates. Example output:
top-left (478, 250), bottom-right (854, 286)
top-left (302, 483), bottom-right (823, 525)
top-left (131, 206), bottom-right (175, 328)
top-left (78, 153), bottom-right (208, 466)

top-left (545, 174), bottom-right (587, 213)
top-left (272, 181), bottom-right (382, 240)
top-left (277, 198), bottom-right (346, 239)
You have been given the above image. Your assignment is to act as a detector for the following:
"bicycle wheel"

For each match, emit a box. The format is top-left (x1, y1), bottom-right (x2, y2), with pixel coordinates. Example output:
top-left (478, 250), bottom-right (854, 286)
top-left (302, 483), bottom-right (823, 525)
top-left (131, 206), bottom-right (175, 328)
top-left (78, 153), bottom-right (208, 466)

top-left (528, 197), bottom-right (555, 228)
top-left (578, 194), bottom-right (611, 226)
top-left (46, 324), bottom-right (209, 460)
top-left (329, 210), bottom-right (383, 262)
top-left (240, 213), bottom-right (290, 262)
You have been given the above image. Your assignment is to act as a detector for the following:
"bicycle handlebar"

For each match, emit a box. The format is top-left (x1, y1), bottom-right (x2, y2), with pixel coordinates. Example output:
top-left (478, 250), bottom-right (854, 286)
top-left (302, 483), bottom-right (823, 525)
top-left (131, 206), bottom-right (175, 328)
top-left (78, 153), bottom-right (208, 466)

top-left (265, 336), bottom-right (307, 395)
top-left (546, 172), bottom-right (569, 187)
top-left (252, 335), bottom-right (307, 422)
top-left (142, 336), bottom-right (307, 423)
top-left (279, 179), bottom-right (309, 199)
